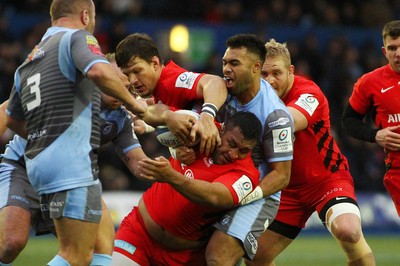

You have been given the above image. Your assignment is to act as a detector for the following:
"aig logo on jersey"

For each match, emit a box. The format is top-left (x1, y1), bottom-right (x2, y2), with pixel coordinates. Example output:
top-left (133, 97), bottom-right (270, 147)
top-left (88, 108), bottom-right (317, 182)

top-left (175, 72), bottom-right (201, 89)
top-left (295, 93), bottom-right (319, 116)
top-left (272, 127), bottom-right (293, 153)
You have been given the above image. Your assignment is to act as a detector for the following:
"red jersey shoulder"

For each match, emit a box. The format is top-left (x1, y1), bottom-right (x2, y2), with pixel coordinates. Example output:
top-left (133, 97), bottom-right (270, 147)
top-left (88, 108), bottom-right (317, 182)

top-left (289, 76), bottom-right (325, 118)
top-left (293, 76), bottom-right (323, 98)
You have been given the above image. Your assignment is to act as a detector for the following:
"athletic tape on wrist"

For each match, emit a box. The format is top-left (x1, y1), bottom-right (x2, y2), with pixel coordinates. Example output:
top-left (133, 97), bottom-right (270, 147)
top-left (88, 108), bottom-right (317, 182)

top-left (201, 103), bottom-right (218, 118)
top-left (240, 186), bottom-right (263, 205)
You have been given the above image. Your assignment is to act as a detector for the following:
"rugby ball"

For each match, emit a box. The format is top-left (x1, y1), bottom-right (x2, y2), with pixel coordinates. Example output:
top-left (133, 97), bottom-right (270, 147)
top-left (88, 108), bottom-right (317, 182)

top-left (156, 109), bottom-right (200, 147)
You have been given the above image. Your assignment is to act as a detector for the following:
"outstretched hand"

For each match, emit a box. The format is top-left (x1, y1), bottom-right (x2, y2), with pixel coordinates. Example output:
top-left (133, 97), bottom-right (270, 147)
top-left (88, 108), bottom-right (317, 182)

top-left (138, 156), bottom-right (176, 182)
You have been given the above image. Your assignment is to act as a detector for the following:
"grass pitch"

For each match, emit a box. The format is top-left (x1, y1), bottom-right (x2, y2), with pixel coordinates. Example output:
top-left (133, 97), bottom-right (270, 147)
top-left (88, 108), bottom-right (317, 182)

top-left (13, 234), bottom-right (400, 266)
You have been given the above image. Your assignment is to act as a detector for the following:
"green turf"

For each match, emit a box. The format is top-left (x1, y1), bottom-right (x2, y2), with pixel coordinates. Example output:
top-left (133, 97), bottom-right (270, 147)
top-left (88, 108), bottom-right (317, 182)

top-left (13, 234), bottom-right (400, 265)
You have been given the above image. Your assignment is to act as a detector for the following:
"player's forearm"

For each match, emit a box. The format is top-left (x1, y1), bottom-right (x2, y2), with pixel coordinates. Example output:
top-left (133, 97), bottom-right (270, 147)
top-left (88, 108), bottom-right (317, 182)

top-left (201, 76), bottom-right (227, 109)
top-left (141, 104), bottom-right (172, 126)
top-left (170, 176), bottom-right (233, 208)
top-left (88, 63), bottom-right (146, 116)
top-left (0, 100), bottom-right (8, 136)
top-left (259, 172), bottom-right (289, 197)
top-left (342, 103), bottom-right (377, 143)
top-left (124, 148), bottom-right (148, 180)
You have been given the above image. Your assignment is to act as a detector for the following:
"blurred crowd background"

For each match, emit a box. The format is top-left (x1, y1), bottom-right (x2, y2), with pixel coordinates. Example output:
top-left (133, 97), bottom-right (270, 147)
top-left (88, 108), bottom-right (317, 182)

top-left (1, 0), bottom-right (397, 192)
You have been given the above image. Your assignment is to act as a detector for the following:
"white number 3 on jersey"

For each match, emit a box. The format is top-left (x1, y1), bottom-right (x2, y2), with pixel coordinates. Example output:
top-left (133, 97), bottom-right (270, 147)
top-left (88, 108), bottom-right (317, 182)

top-left (26, 73), bottom-right (41, 111)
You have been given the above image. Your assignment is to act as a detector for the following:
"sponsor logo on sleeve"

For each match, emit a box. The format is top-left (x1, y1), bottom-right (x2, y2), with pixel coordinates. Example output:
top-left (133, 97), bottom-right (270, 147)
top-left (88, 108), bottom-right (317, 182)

top-left (295, 93), bottom-right (319, 116)
top-left (272, 127), bottom-right (293, 153)
top-left (86, 35), bottom-right (104, 56)
top-left (232, 175), bottom-right (253, 202)
top-left (114, 240), bottom-right (136, 254)
top-left (268, 117), bottom-right (290, 128)
top-left (175, 72), bottom-right (201, 89)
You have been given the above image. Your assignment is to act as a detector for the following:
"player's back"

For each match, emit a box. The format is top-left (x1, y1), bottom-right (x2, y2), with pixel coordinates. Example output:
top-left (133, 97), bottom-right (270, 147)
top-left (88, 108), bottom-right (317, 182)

top-left (10, 27), bottom-right (107, 194)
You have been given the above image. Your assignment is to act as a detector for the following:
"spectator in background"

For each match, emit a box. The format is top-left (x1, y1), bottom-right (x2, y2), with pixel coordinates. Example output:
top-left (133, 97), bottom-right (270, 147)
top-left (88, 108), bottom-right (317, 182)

top-left (342, 20), bottom-right (400, 217)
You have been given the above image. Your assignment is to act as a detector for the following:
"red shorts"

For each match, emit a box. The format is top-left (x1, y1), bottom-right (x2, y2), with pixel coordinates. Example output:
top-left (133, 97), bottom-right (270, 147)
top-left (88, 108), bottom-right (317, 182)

top-left (275, 170), bottom-right (357, 228)
top-left (384, 169), bottom-right (400, 216)
top-left (113, 207), bottom-right (206, 266)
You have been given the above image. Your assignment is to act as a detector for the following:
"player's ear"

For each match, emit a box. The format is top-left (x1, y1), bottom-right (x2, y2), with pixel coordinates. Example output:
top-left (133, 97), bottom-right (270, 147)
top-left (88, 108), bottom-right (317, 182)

top-left (80, 9), bottom-right (90, 26)
top-left (253, 60), bottom-right (261, 73)
top-left (151, 56), bottom-right (161, 69)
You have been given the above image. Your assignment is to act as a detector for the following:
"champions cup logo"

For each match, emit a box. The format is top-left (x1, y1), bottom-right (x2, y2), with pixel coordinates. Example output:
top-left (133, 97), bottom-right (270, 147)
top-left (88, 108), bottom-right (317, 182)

top-left (272, 127), bottom-right (293, 153)
top-left (242, 181), bottom-right (251, 190)
top-left (179, 73), bottom-right (188, 81)
top-left (305, 95), bottom-right (316, 103)
top-left (176, 72), bottom-right (200, 89)
top-left (295, 93), bottom-right (319, 116)
top-left (278, 129), bottom-right (288, 141)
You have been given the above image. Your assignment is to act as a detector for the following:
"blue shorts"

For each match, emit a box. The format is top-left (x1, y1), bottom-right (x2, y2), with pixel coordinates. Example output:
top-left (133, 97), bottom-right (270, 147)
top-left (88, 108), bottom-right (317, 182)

top-left (40, 181), bottom-right (103, 223)
top-left (213, 197), bottom-right (279, 260)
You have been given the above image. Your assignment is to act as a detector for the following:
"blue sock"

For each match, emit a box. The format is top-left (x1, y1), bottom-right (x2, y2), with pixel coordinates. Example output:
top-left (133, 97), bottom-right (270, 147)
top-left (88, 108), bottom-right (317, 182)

top-left (47, 255), bottom-right (71, 266)
top-left (90, 253), bottom-right (112, 266)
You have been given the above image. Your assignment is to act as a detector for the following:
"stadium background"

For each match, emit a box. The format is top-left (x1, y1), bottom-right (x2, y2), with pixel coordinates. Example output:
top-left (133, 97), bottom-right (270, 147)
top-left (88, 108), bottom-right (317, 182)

top-left (1, 2), bottom-right (399, 260)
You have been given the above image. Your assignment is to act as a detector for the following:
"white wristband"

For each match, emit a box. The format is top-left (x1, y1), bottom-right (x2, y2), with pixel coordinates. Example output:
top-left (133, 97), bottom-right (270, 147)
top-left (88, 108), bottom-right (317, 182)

top-left (240, 186), bottom-right (263, 205)
top-left (144, 123), bottom-right (155, 133)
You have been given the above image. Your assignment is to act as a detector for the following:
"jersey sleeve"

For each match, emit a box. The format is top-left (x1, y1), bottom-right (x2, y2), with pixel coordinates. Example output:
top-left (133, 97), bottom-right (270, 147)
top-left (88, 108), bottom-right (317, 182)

top-left (262, 109), bottom-right (294, 163)
top-left (348, 76), bottom-right (370, 115)
top-left (70, 30), bottom-right (109, 75)
top-left (113, 111), bottom-right (141, 156)
top-left (213, 156), bottom-right (259, 205)
top-left (287, 88), bottom-right (325, 126)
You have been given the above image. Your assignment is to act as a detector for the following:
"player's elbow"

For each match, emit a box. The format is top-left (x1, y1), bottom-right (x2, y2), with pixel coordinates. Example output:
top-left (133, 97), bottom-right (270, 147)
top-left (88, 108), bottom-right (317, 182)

top-left (207, 193), bottom-right (234, 209)
top-left (5, 115), bottom-right (27, 138)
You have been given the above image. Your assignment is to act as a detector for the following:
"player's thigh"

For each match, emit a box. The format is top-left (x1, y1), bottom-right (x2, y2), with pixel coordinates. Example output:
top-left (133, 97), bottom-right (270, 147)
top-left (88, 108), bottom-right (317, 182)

top-left (47, 184), bottom-right (102, 253)
top-left (206, 229), bottom-right (244, 264)
top-left (249, 228), bottom-right (293, 264)
top-left (55, 216), bottom-right (99, 251)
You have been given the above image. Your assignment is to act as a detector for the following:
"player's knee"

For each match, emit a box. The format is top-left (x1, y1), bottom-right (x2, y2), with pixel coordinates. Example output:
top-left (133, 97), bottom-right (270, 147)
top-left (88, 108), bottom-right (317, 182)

top-left (0, 235), bottom-right (27, 263)
top-left (331, 220), bottom-right (361, 243)
top-left (326, 202), bottom-right (362, 244)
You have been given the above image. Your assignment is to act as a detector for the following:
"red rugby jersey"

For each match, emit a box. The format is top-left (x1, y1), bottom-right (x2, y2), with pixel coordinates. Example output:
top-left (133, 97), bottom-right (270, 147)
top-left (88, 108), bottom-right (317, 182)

top-left (283, 75), bottom-right (349, 187)
top-left (349, 64), bottom-right (400, 168)
top-left (143, 153), bottom-right (259, 241)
